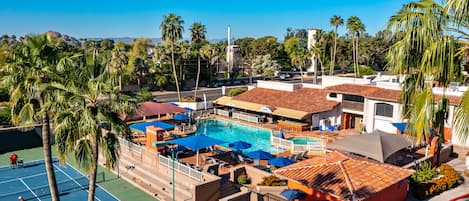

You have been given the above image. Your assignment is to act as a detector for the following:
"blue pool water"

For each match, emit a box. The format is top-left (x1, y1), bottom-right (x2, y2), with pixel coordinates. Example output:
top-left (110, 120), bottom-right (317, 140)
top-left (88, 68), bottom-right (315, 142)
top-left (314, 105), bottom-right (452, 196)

top-left (196, 119), bottom-right (282, 153)
top-left (288, 137), bottom-right (321, 145)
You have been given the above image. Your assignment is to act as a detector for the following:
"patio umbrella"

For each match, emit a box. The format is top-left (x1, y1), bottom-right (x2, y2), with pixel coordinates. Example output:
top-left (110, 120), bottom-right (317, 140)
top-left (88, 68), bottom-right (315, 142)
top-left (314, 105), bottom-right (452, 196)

top-left (391, 122), bottom-right (407, 133)
top-left (169, 135), bottom-right (225, 166)
top-left (246, 150), bottom-right (273, 160)
top-left (229, 141), bottom-right (252, 150)
top-left (173, 114), bottom-right (189, 121)
top-left (279, 131), bottom-right (285, 139)
top-left (327, 129), bottom-right (412, 162)
top-left (280, 189), bottom-right (307, 200)
top-left (268, 157), bottom-right (294, 167)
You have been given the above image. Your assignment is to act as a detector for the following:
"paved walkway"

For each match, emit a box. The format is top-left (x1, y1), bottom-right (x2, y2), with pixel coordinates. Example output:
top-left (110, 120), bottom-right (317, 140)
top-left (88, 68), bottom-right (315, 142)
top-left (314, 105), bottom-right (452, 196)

top-left (407, 158), bottom-right (469, 201)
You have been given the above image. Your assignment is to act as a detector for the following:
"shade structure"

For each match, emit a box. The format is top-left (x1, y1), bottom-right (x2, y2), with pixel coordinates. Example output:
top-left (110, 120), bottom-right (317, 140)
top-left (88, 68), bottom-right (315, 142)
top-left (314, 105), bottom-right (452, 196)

top-left (280, 189), bottom-right (307, 200)
top-left (121, 101), bottom-right (187, 120)
top-left (228, 141), bottom-right (252, 150)
top-left (183, 107), bottom-right (193, 111)
top-left (391, 122), bottom-right (407, 133)
top-left (268, 157), bottom-right (294, 167)
top-left (169, 135), bottom-right (226, 166)
top-left (327, 129), bottom-right (412, 162)
top-left (246, 150), bottom-right (273, 160)
top-left (173, 114), bottom-right (189, 121)
top-left (129, 120), bottom-right (175, 132)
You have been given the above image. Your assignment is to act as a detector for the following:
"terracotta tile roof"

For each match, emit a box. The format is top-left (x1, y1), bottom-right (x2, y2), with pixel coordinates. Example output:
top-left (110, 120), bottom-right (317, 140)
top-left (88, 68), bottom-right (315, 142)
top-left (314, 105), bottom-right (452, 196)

top-left (326, 84), bottom-right (461, 105)
top-left (274, 151), bottom-right (414, 201)
top-left (233, 88), bottom-right (339, 113)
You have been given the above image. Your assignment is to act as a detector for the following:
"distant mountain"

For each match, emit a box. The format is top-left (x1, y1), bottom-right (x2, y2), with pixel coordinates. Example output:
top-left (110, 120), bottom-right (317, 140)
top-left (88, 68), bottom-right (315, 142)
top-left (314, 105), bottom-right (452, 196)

top-left (87, 37), bottom-right (227, 44)
top-left (45, 31), bottom-right (80, 44)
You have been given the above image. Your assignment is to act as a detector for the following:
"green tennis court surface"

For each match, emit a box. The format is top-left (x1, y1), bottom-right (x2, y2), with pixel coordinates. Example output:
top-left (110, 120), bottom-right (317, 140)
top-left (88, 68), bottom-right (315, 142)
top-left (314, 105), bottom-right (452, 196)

top-left (0, 159), bottom-right (118, 201)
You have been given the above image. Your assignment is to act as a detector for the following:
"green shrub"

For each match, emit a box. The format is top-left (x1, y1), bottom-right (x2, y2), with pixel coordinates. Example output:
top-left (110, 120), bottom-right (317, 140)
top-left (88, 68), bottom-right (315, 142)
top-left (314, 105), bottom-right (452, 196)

top-left (228, 88), bottom-right (247, 97)
top-left (136, 88), bottom-right (153, 102)
top-left (411, 161), bottom-right (437, 183)
top-left (412, 164), bottom-right (462, 200)
top-left (237, 174), bottom-right (249, 185)
top-left (358, 66), bottom-right (376, 77)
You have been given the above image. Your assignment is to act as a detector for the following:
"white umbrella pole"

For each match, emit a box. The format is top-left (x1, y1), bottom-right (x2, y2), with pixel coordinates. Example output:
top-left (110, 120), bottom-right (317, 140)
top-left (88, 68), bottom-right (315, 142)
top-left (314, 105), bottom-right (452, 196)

top-left (196, 150), bottom-right (199, 166)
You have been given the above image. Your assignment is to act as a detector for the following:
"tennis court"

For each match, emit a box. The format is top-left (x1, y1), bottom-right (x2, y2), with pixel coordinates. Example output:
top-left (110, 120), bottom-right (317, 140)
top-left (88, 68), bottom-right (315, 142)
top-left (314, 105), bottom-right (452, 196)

top-left (0, 159), bottom-right (119, 201)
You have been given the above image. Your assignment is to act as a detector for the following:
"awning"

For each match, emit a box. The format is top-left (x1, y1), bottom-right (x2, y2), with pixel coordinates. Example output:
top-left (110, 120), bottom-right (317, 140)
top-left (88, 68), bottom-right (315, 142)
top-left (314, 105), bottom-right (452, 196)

top-left (129, 120), bottom-right (175, 132)
top-left (214, 96), bottom-right (309, 120)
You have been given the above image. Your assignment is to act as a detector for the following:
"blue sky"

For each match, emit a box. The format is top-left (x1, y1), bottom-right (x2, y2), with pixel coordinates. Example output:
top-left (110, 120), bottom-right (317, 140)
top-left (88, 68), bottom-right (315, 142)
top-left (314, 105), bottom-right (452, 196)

top-left (0, 0), bottom-right (413, 40)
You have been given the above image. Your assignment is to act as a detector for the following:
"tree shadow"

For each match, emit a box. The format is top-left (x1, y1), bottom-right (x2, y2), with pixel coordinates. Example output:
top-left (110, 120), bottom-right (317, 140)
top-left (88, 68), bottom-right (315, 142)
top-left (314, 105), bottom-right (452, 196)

top-left (0, 128), bottom-right (42, 154)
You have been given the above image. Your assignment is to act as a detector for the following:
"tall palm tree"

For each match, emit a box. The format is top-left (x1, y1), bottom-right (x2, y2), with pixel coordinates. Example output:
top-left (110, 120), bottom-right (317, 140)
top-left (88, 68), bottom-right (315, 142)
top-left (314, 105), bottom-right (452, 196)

top-left (200, 43), bottom-right (218, 83)
top-left (330, 15), bottom-right (344, 75)
top-left (110, 46), bottom-right (129, 91)
top-left (454, 90), bottom-right (469, 144)
top-left (354, 20), bottom-right (366, 77)
top-left (189, 22), bottom-right (207, 101)
top-left (347, 16), bottom-right (359, 77)
top-left (1, 35), bottom-right (71, 201)
top-left (387, 0), bottom-right (468, 163)
top-left (160, 13), bottom-right (184, 102)
top-left (291, 47), bottom-right (310, 83)
top-left (51, 50), bottom-right (135, 201)
top-left (310, 44), bottom-right (324, 81)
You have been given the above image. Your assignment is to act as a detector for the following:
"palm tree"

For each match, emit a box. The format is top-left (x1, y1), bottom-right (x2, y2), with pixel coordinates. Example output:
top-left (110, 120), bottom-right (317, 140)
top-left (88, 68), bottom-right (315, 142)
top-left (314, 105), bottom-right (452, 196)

top-left (1, 35), bottom-right (71, 201)
top-left (354, 20), bottom-right (366, 77)
top-left (160, 13), bottom-right (184, 102)
top-left (152, 44), bottom-right (170, 91)
top-left (110, 46), bottom-right (129, 91)
top-left (51, 50), bottom-right (135, 201)
top-left (346, 16), bottom-right (358, 77)
top-left (290, 47), bottom-right (310, 83)
top-left (330, 15), bottom-right (344, 75)
top-left (310, 44), bottom-right (324, 81)
top-left (454, 91), bottom-right (469, 144)
top-left (387, 0), bottom-right (468, 163)
top-left (189, 22), bottom-right (207, 101)
top-left (200, 43), bottom-right (218, 83)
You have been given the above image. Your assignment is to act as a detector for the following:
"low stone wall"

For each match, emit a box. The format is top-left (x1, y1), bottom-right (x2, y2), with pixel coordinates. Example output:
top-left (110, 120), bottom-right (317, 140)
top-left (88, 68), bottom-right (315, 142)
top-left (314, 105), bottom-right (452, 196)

top-left (219, 190), bottom-right (251, 201)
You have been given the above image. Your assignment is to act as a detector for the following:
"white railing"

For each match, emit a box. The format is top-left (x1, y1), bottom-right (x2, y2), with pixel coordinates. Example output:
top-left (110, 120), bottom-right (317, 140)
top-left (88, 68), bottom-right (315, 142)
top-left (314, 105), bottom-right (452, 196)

top-left (270, 133), bottom-right (325, 153)
top-left (119, 137), bottom-right (142, 154)
top-left (158, 154), bottom-right (203, 181)
top-left (232, 112), bottom-right (259, 124)
top-left (215, 109), bottom-right (230, 117)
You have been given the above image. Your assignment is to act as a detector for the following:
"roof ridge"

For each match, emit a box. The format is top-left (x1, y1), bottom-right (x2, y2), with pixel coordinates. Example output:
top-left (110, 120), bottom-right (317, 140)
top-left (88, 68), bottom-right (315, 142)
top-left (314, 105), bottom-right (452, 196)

top-left (338, 160), bottom-right (356, 200)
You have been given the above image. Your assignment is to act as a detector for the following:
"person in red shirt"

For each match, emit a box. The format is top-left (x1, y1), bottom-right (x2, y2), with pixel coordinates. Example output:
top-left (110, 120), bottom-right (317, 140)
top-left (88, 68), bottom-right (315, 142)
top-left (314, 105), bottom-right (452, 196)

top-left (18, 196), bottom-right (25, 201)
top-left (10, 153), bottom-right (18, 167)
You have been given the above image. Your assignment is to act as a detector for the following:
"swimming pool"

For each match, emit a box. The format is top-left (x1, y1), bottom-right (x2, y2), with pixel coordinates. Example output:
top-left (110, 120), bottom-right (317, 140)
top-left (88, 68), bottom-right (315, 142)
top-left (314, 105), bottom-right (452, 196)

top-left (196, 119), bottom-right (282, 153)
top-left (288, 137), bottom-right (321, 145)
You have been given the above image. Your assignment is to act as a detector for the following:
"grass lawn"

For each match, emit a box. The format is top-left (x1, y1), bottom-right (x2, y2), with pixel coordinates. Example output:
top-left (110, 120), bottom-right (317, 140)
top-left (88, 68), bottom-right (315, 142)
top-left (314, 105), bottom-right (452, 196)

top-left (0, 146), bottom-right (157, 201)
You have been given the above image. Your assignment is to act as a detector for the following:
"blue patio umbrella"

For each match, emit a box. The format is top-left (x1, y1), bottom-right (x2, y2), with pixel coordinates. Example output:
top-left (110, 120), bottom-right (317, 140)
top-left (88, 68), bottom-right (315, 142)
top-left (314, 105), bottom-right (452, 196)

top-left (169, 102), bottom-right (179, 106)
top-left (169, 134), bottom-right (225, 166)
top-left (229, 141), bottom-right (252, 150)
top-left (280, 189), bottom-right (307, 200)
top-left (129, 120), bottom-right (175, 132)
top-left (246, 150), bottom-right (273, 160)
top-left (391, 122), bottom-right (407, 133)
top-left (268, 157), bottom-right (295, 167)
top-left (173, 114), bottom-right (189, 121)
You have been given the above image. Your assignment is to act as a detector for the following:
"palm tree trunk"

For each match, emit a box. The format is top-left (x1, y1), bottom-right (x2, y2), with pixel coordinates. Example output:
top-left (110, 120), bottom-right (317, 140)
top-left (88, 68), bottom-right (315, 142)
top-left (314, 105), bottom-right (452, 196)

top-left (300, 62), bottom-right (305, 84)
top-left (87, 137), bottom-right (99, 201)
top-left (119, 75), bottom-right (123, 91)
top-left (351, 36), bottom-right (356, 77)
top-left (39, 97), bottom-right (60, 201)
top-left (331, 26), bottom-right (338, 75)
top-left (194, 54), bottom-right (201, 101)
top-left (171, 43), bottom-right (182, 102)
top-left (355, 37), bottom-right (360, 76)
top-left (42, 112), bottom-right (60, 201)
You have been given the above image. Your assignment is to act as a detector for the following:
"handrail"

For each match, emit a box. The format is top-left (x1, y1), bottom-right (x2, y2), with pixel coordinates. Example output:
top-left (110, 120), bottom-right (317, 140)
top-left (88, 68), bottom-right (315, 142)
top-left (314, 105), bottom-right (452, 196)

top-left (270, 132), bottom-right (325, 153)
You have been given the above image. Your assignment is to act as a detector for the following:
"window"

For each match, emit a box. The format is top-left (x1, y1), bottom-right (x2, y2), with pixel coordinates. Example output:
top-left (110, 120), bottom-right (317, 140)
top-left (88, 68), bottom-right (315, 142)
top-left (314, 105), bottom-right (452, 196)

top-left (375, 103), bottom-right (393, 118)
top-left (329, 93), bottom-right (337, 98)
top-left (343, 94), bottom-right (364, 102)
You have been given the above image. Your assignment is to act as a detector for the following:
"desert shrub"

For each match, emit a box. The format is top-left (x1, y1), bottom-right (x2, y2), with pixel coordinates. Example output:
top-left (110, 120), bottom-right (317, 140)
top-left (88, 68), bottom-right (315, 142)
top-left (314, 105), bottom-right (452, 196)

top-left (228, 88), bottom-right (247, 97)
top-left (258, 175), bottom-right (287, 186)
top-left (237, 174), bottom-right (249, 185)
top-left (411, 161), bottom-right (437, 183)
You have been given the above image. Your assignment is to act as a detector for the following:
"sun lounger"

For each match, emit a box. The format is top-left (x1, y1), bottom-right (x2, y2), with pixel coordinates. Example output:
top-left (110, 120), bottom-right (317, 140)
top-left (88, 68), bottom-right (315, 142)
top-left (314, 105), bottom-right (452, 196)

top-left (238, 155), bottom-right (253, 164)
top-left (295, 154), bottom-right (303, 161)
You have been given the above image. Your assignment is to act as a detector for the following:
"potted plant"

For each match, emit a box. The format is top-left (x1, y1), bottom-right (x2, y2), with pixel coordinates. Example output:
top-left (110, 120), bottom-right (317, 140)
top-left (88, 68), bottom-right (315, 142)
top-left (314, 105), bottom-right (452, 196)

top-left (237, 174), bottom-right (250, 185)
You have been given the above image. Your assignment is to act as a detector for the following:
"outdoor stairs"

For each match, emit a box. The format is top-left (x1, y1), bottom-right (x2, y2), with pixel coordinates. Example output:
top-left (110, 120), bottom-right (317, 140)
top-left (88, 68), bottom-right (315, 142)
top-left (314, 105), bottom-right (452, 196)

top-left (219, 174), bottom-right (241, 198)
top-left (106, 153), bottom-right (194, 201)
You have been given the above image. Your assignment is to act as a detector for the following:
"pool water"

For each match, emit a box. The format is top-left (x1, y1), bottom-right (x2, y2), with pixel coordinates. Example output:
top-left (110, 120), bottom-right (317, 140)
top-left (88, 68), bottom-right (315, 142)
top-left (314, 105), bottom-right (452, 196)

top-left (288, 137), bottom-right (321, 145)
top-left (196, 119), bottom-right (282, 153)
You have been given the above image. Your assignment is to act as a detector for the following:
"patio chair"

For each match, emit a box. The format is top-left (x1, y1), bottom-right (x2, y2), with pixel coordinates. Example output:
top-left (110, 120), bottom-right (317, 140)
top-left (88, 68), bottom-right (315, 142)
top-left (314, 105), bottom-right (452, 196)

top-left (295, 154), bottom-right (304, 161)
top-left (253, 159), bottom-right (260, 167)
top-left (230, 152), bottom-right (239, 162)
top-left (302, 151), bottom-right (309, 159)
top-left (288, 155), bottom-right (297, 162)
top-left (201, 155), bottom-right (211, 162)
top-left (238, 155), bottom-right (253, 164)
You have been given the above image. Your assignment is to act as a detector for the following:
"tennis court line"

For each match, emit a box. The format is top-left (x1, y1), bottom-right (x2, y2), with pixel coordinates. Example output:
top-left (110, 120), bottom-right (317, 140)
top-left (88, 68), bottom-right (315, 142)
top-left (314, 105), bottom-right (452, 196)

top-left (0, 172), bottom-right (48, 185)
top-left (53, 164), bottom-right (103, 201)
top-left (19, 178), bottom-right (42, 201)
top-left (65, 162), bottom-right (120, 201)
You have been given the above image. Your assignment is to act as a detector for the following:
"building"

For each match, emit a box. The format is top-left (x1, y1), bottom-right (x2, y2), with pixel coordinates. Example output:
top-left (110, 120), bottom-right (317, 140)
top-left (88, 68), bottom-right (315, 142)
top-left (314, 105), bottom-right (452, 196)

top-left (307, 28), bottom-right (320, 73)
top-left (226, 25), bottom-right (241, 78)
top-left (275, 151), bottom-right (415, 201)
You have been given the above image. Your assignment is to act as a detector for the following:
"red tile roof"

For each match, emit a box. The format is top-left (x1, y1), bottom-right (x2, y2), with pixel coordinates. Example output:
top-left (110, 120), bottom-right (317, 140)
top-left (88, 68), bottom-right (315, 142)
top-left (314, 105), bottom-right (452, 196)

top-left (326, 84), bottom-right (461, 105)
top-left (275, 151), bottom-right (414, 201)
top-left (121, 101), bottom-right (187, 120)
top-left (233, 88), bottom-right (339, 113)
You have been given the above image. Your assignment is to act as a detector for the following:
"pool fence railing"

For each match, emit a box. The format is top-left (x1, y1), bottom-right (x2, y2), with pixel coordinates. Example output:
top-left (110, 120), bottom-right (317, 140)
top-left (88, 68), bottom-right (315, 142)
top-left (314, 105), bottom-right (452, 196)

top-left (158, 154), bottom-right (203, 182)
top-left (270, 131), bottom-right (325, 153)
top-left (118, 137), bottom-right (142, 155)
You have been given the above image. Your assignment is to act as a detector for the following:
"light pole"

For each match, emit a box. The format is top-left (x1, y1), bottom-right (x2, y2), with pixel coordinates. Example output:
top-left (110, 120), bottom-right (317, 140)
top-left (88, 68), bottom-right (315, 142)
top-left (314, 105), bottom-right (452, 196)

top-left (171, 147), bottom-right (175, 201)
